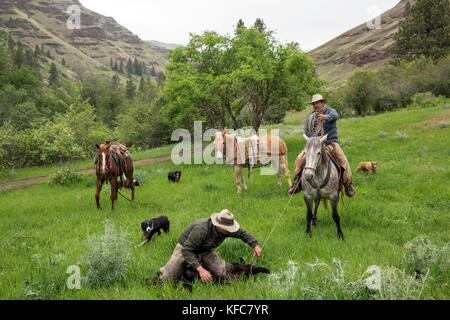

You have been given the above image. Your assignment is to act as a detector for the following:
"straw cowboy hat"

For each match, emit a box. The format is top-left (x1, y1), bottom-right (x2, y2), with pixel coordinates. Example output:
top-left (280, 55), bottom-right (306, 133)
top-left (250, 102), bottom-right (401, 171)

top-left (309, 94), bottom-right (327, 104)
top-left (211, 209), bottom-right (240, 233)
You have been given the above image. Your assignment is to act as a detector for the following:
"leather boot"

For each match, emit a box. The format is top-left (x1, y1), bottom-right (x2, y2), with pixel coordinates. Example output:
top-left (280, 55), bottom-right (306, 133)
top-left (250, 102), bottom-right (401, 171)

top-left (288, 158), bottom-right (305, 195)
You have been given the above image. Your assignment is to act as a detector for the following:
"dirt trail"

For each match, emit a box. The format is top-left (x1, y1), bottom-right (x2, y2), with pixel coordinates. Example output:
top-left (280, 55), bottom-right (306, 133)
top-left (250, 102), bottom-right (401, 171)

top-left (0, 146), bottom-right (205, 191)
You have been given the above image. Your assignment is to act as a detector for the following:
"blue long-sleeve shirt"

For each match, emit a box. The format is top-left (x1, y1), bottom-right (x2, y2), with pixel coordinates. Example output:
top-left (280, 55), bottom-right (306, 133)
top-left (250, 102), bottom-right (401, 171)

top-left (304, 107), bottom-right (339, 145)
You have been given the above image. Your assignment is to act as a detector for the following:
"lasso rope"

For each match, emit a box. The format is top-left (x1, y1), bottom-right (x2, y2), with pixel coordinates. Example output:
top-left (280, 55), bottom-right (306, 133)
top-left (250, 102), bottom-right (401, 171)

top-left (250, 191), bottom-right (296, 268)
top-left (307, 111), bottom-right (324, 137)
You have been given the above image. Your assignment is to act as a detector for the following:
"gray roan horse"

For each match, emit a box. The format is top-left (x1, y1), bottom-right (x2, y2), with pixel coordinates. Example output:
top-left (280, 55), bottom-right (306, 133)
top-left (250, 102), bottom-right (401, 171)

top-left (298, 133), bottom-right (344, 240)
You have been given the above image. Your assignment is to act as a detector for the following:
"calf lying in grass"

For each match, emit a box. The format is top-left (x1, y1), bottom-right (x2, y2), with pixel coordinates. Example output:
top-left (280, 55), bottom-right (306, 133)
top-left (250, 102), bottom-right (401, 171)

top-left (146, 262), bottom-right (270, 293)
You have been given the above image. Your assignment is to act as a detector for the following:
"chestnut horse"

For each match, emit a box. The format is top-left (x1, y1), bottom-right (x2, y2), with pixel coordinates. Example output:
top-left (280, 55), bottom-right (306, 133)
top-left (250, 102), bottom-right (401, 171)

top-left (95, 142), bottom-right (134, 210)
top-left (214, 128), bottom-right (292, 194)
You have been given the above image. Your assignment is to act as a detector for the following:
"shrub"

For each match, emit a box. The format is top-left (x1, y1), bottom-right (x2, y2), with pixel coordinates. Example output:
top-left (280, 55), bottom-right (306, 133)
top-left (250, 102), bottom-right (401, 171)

top-left (49, 168), bottom-right (82, 186)
top-left (269, 260), bottom-right (300, 298)
top-left (23, 253), bottom-right (66, 300)
top-left (82, 220), bottom-right (131, 287)
top-left (271, 257), bottom-right (433, 300)
top-left (395, 131), bottom-right (409, 140)
top-left (379, 131), bottom-right (388, 139)
top-left (403, 236), bottom-right (449, 279)
top-left (355, 264), bottom-right (430, 300)
top-left (133, 169), bottom-right (148, 185)
top-left (324, 50), bottom-right (337, 60)
top-left (439, 121), bottom-right (449, 128)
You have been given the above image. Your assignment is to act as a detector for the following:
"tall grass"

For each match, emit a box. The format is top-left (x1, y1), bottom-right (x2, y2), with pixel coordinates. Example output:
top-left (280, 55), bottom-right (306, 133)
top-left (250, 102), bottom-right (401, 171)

top-left (0, 106), bottom-right (448, 299)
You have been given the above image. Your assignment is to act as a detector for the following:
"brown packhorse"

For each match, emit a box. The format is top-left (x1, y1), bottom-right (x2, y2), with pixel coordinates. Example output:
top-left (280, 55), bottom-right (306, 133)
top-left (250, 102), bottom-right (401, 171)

top-left (95, 142), bottom-right (134, 211)
top-left (214, 128), bottom-right (292, 194)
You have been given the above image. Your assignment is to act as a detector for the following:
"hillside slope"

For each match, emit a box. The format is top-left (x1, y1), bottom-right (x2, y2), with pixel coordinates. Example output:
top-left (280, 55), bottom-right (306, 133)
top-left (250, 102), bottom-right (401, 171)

top-left (308, 0), bottom-right (415, 84)
top-left (0, 0), bottom-right (169, 77)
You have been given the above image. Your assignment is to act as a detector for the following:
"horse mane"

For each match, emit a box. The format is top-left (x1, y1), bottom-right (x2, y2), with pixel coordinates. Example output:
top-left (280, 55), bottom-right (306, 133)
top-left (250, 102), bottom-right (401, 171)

top-left (321, 142), bottom-right (328, 168)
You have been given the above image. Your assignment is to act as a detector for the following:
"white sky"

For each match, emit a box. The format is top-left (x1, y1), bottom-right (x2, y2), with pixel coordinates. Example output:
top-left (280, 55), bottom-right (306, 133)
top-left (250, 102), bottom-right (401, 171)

top-left (80, 0), bottom-right (401, 51)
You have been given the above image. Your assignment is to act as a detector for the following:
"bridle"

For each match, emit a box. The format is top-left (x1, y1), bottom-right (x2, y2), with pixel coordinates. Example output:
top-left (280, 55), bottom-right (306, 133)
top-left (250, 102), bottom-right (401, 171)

top-left (305, 143), bottom-right (341, 195)
top-left (97, 147), bottom-right (112, 177)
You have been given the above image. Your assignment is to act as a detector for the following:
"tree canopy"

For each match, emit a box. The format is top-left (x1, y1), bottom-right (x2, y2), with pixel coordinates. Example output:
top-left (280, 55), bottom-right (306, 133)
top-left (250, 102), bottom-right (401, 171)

top-left (393, 0), bottom-right (450, 61)
top-left (162, 21), bottom-right (322, 132)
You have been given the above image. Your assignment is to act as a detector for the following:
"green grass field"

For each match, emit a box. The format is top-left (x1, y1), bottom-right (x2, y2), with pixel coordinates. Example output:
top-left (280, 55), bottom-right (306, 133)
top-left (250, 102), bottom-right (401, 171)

top-left (0, 106), bottom-right (449, 299)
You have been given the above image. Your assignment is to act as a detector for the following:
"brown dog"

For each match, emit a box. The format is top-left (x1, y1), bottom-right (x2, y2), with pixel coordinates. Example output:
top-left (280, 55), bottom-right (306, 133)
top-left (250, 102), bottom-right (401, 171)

top-left (355, 161), bottom-right (378, 173)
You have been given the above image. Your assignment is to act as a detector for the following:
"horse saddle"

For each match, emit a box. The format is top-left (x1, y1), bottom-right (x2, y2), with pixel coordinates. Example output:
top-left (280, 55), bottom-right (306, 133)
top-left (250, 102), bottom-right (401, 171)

top-left (109, 144), bottom-right (131, 181)
top-left (323, 150), bottom-right (344, 190)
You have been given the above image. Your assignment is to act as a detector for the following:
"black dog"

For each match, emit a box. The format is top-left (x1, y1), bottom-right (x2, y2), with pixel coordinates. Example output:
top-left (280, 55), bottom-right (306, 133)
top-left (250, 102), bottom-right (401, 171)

top-left (138, 216), bottom-right (170, 247)
top-left (168, 171), bottom-right (181, 182)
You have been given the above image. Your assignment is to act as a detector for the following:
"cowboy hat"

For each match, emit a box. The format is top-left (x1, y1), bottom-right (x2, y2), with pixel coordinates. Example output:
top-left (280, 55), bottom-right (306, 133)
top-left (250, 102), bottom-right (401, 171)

top-left (211, 209), bottom-right (240, 233)
top-left (308, 94), bottom-right (326, 104)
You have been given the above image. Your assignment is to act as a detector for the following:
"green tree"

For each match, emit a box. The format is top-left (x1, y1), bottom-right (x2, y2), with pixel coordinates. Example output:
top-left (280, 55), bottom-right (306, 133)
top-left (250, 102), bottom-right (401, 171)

top-left (254, 18), bottom-right (266, 33)
top-left (126, 58), bottom-right (133, 76)
top-left (162, 26), bottom-right (321, 132)
top-left (404, 1), bottom-right (411, 17)
top-left (344, 69), bottom-right (379, 116)
top-left (34, 44), bottom-right (40, 57)
top-left (49, 62), bottom-right (58, 86)
top-left (125, 79), bottom-right (135, 99)
top-left (393, 0), bottom-right (450, 61)
top-left (13, 44), bottom-right (24, 67)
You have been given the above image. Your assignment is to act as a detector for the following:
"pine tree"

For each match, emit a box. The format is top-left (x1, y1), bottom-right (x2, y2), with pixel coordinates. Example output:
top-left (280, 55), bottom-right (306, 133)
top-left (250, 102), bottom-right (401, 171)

top-left (393, 0), bottom-right (449, 61)
top-left (34, 44), bottom-right (40, 57)
top-left (133, 57), bottom-right (139, 75)
top-left (46, 49), bottom-right (52, 59)
top-left (119, 60), bottom-right (124, 73)
top-left (13, 45), bottom-right (25, 67)
top-left (49, 62), bottom-right (58, 85)
top-left (62, 58), bottom-right (66, 66)
top-left (111, 74), bottom-right (120, 91)
top-left (25, 49), bottom-right (34, 67)
top-left (237, 19), bottom-right (245, 29)
top-left (138, 77), bottom-right (145, 91)
top-left (110, 57), bottom-right (113, 67)
top-left (113, 61), bottom-right (118, 71)
top-left (254, 18), bottom-right (266, 33)
top-left (126, 58), bottom-right (133, 75)
top-left (404, 1), bottom-right (411, 17)
top-left (7, 34), bottom-right (15, 53)
top-left (125, 79), bottom-right (136, 99)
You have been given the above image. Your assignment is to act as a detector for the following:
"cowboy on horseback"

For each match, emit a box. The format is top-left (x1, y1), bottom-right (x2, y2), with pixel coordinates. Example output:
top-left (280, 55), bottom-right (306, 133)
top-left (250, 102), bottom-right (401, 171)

top-left (290, 94), bottom-right (355, 197)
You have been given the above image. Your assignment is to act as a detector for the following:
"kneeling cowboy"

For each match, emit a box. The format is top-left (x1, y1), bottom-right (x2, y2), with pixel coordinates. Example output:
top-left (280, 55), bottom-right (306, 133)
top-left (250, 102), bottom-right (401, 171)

top-left (291, 94), bottom-right (355, 197)
top-left (154, 209), bottom-right (262, 283)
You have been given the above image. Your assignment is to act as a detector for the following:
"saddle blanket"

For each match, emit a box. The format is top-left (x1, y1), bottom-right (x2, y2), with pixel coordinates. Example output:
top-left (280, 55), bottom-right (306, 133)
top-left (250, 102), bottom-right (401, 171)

top-left (236, 135), bottom-right (259, 165)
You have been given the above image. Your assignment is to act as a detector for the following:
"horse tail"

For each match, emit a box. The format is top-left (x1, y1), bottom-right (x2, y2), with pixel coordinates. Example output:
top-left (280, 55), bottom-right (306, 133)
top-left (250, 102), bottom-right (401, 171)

top-left (322, 199), bottom-right (328, 211)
